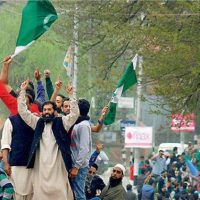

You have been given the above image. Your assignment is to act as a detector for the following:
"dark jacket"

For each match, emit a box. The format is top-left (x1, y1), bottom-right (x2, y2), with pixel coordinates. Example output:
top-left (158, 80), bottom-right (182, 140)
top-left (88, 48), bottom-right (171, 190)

top-left (9, 115), bottom-right (34, 166)
top-left (126, 190), bottom-right (137, 200)
top-left (100, 182), bottom-right (128, 200)
top-left (136, 174), bottom-right (146, 193)
top-left (27, 117), bottom-right (72, 172)
top-left (85, 175), bottom-right (105, 199)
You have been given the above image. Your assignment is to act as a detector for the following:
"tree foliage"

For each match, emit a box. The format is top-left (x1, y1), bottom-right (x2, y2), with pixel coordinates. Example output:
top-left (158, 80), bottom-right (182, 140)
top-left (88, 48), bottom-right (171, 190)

top-left (54, 0), bottom-right (200, 114)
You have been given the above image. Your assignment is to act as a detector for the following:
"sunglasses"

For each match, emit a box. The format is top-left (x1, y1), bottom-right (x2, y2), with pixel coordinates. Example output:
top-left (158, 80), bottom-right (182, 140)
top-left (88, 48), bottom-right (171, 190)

top-left (88, 171), bottom-right (96, 175)
top-left (113, 169), bottom-right (122, 174)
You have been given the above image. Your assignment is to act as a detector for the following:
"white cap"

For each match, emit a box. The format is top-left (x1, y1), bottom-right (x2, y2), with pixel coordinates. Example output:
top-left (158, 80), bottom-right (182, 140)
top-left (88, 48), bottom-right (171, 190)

top-left (114, 164), bottom-right (126, 175)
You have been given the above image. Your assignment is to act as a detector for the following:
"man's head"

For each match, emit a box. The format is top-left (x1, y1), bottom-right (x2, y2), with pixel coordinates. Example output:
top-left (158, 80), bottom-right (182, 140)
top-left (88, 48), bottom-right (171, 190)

top-left (140, 155), bottom-right (144, 161)
top-left (62, 97), bottom-right (70, 115)
top-left (161, 170), bottom-right (167, 178)
top-left (25, 94), bottom-right (33, 109)
top-left (78, 99), bottom-right (90, 116)
top-left (24, 87), bottom-right (35, 110)
top-left (109, 164), bottom-right (125, 187)
top-left (178, 154), bottom-right (184, 162)
top-left (173, 146), bottom-right (178, 153)
top-left (159, 150), bottom-right (164, 157)
top-left (26, 88), bottom-right (35, 102)
top-left (145, 159), bottom-right (150, 166)
top-left (188, 141), bottom-right (193, 146)
top-left (88, 163), bottom-right (98, 177)
top-left (112, 164), bottom-right (125, 177)
top-left (56, 94), bottom-right (65, 112)
top-left (148, 178), bottom-right (155, 186)
top-left (126, 184), bottom-right (132, 191)
top-left (42, 101), bottom-right (56, 123)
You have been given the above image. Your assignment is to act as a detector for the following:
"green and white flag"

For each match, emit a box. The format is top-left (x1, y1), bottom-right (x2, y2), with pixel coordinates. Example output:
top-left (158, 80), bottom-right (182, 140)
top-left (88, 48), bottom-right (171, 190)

top-left (12, 0), bottom-right (58, 57)
top-left (104, 55), bottom-right (138, 125)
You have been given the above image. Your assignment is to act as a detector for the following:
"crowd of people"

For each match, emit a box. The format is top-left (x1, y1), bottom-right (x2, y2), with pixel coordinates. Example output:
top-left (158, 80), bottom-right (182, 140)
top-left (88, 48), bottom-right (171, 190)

top-left (0, 55), bottom-right (200, 200)
top-left (132, 144), bottom-right (200, 200)
top-left (0, 55), bottom-right (127, 200)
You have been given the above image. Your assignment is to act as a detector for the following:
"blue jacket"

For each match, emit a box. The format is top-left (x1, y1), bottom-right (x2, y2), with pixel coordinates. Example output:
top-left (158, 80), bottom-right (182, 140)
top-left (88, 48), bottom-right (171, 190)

top-left (27, 117), bottom-right (72, 172)
top-left (9, 115), bottom-right (34, 166)
top-left (89, 150), bottom-right (100, 167)
top-left (141, 184), bottom-right (154, 200)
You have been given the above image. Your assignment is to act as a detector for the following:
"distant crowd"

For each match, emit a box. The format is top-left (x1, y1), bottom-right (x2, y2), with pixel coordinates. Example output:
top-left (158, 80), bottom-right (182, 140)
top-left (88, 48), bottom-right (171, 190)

top-left (129, 143), bottom-right (200, 200)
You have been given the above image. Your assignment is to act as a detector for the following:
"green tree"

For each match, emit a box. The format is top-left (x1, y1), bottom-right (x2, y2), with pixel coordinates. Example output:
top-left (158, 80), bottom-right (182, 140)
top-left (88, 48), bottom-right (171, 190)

top-left (54, 0), bottom-right (200, 114)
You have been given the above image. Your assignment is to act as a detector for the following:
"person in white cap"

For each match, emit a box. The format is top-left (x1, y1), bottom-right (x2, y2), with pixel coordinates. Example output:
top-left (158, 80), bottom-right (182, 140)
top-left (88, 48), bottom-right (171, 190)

top-left (96, 163), bottom-right (128, 200)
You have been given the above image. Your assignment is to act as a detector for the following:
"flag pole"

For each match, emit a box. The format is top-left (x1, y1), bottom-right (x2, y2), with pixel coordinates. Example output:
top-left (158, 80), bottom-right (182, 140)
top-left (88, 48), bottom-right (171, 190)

top-left (133, 56), bottom-right (143, 184)
top-left (72, 6), bottom-right (79, 99)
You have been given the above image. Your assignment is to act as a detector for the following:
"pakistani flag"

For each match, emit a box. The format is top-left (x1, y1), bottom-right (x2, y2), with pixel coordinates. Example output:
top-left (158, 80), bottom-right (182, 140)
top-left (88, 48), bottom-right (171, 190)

top-left (104, 55), bottom-right (138, 125)
top-left (63, 46), bottom-right (74, 78)
top-left (12, 0), bottom-right (58, 57)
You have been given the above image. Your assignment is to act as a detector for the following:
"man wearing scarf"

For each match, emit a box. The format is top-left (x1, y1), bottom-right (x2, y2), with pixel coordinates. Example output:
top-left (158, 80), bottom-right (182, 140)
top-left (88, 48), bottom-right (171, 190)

top-left (17, 80), bottom-right (79, 200)
top-left (70, 99), bottom-right (92, 200)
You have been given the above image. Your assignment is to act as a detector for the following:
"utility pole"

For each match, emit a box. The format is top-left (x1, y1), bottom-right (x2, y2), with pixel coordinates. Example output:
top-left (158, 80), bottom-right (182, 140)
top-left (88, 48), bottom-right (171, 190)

top-left (72, 6), bottom-right (78, 98)
top-left (134, 56), bottom-right (143, 183)
top-left (88, 18), bottom-right (93, 99)
top-left (152, 115), bottom-right (156, 154)
top-left (179, 111), bottom-right (185, 153)
top-left (180, 131), bottom-right (185, 153)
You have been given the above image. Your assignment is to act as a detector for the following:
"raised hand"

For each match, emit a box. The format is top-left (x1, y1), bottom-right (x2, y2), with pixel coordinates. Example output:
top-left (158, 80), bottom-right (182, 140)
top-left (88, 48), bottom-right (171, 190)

top-left (3, 55), bottom-right (12, 66)
top-left (34, 69), bottom-right (41, 81)
top-left (20, 80), bottom-right (29, 90)
top-left (55, 80), bottom-right (62, 91)
top-left (96, 141), bottom-right (103, 153)
top-left (101, 106), bottom-right (109, 116)
top-left (65, 84), bottom-right (73, 97)
top-left (44, 69), bottom-right (51, 78)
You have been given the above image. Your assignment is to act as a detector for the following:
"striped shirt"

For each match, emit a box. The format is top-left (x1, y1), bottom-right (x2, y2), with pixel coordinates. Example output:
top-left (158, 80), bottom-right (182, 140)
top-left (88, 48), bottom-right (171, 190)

top-left (0, 169), bottom-right (14, 200)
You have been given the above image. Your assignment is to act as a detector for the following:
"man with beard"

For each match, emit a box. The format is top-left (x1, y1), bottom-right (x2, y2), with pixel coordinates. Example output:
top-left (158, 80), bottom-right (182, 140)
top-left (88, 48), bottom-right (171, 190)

top-left (62, 97), bottom-right (71, 115)
top-left (95, 164), bottom-right (128, 200)
top-left (17, 80), bottom-right (79, 200)
top-left (55, 94), bottom-right (66, 113)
